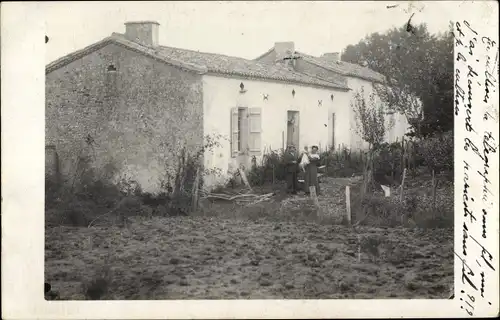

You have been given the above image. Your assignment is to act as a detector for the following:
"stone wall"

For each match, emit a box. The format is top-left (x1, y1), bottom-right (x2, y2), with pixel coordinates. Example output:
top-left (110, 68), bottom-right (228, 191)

top-left (46, 44), bottom-right (204, 193)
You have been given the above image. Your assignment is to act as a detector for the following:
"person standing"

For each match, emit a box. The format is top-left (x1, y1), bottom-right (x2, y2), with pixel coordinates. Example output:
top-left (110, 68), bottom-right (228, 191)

top-left (303, 145), bottom-right (321, 196)
top-left (284, 145), bottom-right (299, 194)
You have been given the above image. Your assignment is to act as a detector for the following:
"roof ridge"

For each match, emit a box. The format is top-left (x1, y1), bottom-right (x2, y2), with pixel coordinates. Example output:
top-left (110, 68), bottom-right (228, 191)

top-left (46, 35), bottom-right (350, 90)
top-left (157, 45), bottom-right (349, 89)
top-left (159, 45), bottom-right (272, 66)
top-left (272, 50), bottom-right (386, 83)
top-left (46, 34), bottom-right (208, 74)
top-left (297, 50), bottom-right (379, 72)
top-left (45, 36), bottom-right (114, 71)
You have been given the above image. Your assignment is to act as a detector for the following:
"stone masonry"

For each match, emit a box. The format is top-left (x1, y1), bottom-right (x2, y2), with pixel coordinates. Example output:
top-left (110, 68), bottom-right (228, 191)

top-left (46, 44), bottom-right (204, 193)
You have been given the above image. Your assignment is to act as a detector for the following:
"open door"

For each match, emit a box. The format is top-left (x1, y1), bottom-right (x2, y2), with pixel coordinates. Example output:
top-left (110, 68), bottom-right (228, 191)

top-left (286, 111), bottom-right (300, 148)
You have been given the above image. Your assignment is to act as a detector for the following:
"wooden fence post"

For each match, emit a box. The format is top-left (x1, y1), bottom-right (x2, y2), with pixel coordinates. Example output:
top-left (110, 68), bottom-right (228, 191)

top-left (400, 168), bottom-right (407, 203)
top-left (239, 167), bottom-right (252, 191)
top-left (309, 186), bottom-right (320, 215)
top-left (191, 167), bottom-right (201, 212)
top-left (346, 185), bottom-right (351, 225)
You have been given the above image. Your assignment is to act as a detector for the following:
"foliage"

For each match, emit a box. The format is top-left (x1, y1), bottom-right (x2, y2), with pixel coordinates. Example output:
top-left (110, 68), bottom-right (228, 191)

top-left (45, 134), bottom-right (229, 228)
top-left (351, 87), bottom-right (390, 147)
top-left (371, 141), bottom-right (404, 182)
top-left (320, 146), bottom-right (364, 177)
top-left (351, 179), bottom-right (453, 229)
top-left (373, 83), bottom-right (423, 134)
top-left (247, 148), bottom-right (287, 186)
top-left (158, 133), bottom-right (227, 194)
top-left (246, 146), bottom-right (369, 185)
top-left (416, 131), bottom-right (454, 175)
top-left (342, 22), bottom-right (454, 137)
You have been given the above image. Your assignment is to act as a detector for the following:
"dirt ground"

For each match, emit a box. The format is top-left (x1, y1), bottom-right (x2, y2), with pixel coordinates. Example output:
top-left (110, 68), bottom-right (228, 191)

top-left (45, 177), bottom-right (454, 300)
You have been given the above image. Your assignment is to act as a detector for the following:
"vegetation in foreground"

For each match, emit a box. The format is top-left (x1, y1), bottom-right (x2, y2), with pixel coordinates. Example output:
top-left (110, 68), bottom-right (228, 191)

top-left (46, 168), bottom-right (453, 300)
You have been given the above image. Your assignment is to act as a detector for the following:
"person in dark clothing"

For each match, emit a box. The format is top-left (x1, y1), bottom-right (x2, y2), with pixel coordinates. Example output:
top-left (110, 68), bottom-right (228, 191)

top-left (303, 145), bottom-right (321, 196)
top-left (284, 145), bottom-right (299, 194)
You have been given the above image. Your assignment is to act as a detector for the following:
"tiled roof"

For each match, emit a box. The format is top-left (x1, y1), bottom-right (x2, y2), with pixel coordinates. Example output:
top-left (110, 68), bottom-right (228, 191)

top-left (298, 52), bottom-right (386, 83)
top-left (46, 33), bottom-right (349, 91)
top-left (46, 34), bottom-right (207, 75)
top-left (154, 45), bottom-right (348, 90)
top-left (255, 47), bottom-right (386, 83)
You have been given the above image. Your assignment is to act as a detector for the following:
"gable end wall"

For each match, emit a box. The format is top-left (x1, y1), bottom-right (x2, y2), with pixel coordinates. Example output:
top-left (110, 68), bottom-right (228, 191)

top-left (46, 44), bottom-right (204, 193)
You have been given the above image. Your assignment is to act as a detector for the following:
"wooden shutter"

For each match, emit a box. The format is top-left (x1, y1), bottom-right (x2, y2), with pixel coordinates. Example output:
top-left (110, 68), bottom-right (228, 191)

top-left (248, 108), bottom-right (262, 156)
top-left (230, 108), bottom-right (239, 157)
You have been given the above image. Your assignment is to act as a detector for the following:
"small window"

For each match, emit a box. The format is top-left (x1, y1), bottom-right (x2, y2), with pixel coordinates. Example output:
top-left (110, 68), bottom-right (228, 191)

top-left (107, 64), bottom-right (117, 72)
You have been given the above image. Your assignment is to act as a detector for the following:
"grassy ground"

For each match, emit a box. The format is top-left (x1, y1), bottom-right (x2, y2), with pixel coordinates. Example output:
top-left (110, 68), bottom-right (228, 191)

top-left (45, 175), bottom-right (454, 300)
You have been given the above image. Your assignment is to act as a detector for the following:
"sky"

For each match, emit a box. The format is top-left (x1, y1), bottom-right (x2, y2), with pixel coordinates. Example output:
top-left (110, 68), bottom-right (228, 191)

top-left (43, 1), bottom-right (476, 64)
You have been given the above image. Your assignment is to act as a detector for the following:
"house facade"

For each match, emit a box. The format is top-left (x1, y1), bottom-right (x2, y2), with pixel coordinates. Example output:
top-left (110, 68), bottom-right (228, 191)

top-left (46, 21), bottom-right (356, 192)
top-left (255, 42), bottom-right (411, 150)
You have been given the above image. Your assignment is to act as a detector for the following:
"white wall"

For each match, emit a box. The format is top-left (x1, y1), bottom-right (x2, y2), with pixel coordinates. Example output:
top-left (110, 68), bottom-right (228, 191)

top-left (346, 77), bottom-right (411, 149)
top-left (202, 74), bottom-right (350, 187)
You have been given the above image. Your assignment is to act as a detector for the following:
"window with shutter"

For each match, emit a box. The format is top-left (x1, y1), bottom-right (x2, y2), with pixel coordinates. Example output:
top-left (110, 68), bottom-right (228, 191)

top-left (248, 108), bottom-right (262, 156)
top-left (230, 108), bottom-right (239, 158)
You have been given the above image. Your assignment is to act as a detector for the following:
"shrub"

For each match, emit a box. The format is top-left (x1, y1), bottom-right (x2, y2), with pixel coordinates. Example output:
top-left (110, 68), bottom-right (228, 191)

top-left (351, 184), bottom-right (453, 229)
top-left (416, 131), bottom-right (453, 175)
top-left (352, 193), bottom-right (407, 227)
top-left (372, 142), bottom-right (404, 181)
top-left (247, 149), bottom-right (287, 186)
top-left (320, 146), bottom-right (364, 178)
top-left (351, 88), bottom-right (389, 147)
top-left (46, 155), bottom-right (195, 228)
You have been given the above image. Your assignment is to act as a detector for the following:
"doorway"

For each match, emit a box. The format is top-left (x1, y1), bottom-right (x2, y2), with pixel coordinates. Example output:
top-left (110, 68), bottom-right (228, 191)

top-left (286, 111), bottom-right (300, 148)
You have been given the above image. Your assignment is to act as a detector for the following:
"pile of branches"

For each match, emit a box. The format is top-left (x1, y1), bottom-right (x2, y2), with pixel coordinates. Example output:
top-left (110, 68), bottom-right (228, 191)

top-left (200, 189), bottom-right (274, 206)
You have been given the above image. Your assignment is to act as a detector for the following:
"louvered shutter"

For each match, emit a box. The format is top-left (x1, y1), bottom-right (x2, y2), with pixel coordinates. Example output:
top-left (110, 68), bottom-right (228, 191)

top-left (230, 108), bottom-right (239, 157)
top-left (248, 108), bottom-right (262, 156)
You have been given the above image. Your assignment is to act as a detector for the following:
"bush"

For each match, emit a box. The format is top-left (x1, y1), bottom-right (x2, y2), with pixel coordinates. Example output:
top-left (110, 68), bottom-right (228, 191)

top-left (416, 131), bottom-right (453, 175)
top-left (351, 182), bottom-right (453, 229)
top-left (372, 142), bottom-right (404, 181)
top-left (352, 194), bottom-right (406, 227)
top-left (247, 149), bottom-right (287, 186)
top-left (46, 156), bottom-right (195, 228)
top-left (320, 146), bottom-right (364, 178)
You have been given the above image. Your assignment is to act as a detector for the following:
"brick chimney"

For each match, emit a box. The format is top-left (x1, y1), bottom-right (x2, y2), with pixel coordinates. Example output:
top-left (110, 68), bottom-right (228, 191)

top-left (274, 42), bottom-right (295, 61)
top-left (124, 21), bottom-right (160, 47)
top-left (321, 52), bottom-right (341, 62)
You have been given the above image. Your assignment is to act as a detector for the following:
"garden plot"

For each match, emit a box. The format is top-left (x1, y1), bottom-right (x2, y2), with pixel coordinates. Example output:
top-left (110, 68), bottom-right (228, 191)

top-left (46, 216), bottom-right (453, 300)
top-left (45, 176), bottom-right (453, 300)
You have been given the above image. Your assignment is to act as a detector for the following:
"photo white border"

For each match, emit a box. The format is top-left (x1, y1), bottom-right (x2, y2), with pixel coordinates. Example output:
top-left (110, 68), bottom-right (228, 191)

top-left (1, 1), bottom-right (499, 319)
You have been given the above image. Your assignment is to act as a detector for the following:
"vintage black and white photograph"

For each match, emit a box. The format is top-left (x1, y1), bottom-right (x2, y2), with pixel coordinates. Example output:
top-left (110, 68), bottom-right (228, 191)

top-left (1, 0), bottom-right (498, 318)
top-left (42, 1), bottom-right (460, 301)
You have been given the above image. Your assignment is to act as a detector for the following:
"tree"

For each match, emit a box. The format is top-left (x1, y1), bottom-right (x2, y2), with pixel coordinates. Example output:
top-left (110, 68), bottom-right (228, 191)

top-left (351, 88), bottom-right (393, 196)
top-left (373, 82), bottom-right (423, 137)
top-left (342, 22), bottom-right (454, 137)
top-left (352, 87), bottom-right (389, 148)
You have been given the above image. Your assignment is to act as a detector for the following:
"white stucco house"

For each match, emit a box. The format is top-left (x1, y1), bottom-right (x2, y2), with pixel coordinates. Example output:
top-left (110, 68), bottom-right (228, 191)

top-left (46, 21), bottom-right (411, 192)
top-left (255, 42), bottom-right (411, 150)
